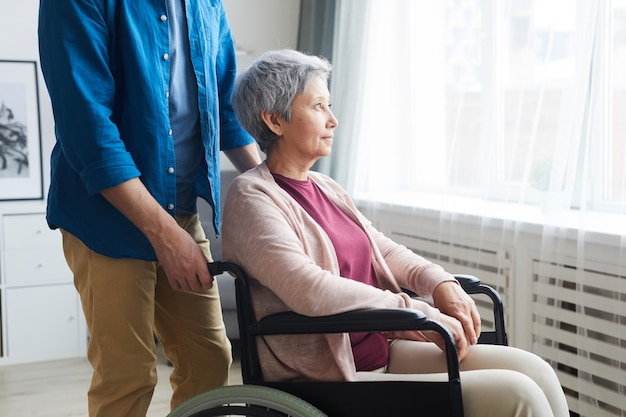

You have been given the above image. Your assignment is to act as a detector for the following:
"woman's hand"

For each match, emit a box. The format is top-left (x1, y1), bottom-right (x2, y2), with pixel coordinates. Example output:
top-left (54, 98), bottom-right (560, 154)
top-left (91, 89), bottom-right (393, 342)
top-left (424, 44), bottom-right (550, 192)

top-left (425, 313), bottom-right (470, 362)
top-left (386, 313), bottom-right (470, 361)
top-left (388, 280), bottom-right (480, 362)
top-left (432, 281), bottom-right (481, 346)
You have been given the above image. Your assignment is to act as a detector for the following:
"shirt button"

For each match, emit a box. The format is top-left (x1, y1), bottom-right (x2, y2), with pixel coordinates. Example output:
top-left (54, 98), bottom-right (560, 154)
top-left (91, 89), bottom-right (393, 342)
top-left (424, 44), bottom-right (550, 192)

top-left (165, 91), bottom-right (170, 99)
top-left (167, 203), bottom-right (175, 210)
top-left (163, 53), bottom-right (170, 60)
top-left (160, 15), bottom-right (167, 22)
top-left (168, 129), bottom-right (173, 136)
top-left (167, 167), bottom-right (174, 174)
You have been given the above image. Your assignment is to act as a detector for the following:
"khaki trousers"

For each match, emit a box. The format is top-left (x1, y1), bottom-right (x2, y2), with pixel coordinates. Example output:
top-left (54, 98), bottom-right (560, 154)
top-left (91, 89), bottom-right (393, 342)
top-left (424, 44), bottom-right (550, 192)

top-left (61, 214), bottom-right (232, 417)
top-left (358, 342), bottom-right (569, 417)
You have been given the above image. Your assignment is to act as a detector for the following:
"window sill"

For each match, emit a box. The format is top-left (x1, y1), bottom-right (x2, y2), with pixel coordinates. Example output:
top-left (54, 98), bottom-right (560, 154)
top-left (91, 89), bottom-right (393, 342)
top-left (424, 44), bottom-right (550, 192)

top-left (354, 191), bottom-right (626, 243)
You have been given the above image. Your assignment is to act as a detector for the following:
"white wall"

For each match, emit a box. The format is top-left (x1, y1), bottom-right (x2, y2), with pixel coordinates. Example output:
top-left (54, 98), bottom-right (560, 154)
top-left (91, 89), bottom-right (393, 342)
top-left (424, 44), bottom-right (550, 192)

top-left (0, 0), bottom-right (300, 196)
top-left (224, 0), bottom-right (300, 70)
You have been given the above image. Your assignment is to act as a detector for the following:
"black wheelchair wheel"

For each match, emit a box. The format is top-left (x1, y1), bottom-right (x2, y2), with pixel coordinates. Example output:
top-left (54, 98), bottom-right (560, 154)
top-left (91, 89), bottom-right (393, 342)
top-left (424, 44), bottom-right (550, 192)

top-left (167, 384), bottom-right (327, 417)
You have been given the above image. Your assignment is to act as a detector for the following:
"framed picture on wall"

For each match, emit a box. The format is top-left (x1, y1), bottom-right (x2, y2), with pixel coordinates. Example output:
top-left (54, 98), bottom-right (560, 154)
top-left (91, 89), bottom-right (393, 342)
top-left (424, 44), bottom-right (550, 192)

top-left (0, 60), bottom-right (43, 201)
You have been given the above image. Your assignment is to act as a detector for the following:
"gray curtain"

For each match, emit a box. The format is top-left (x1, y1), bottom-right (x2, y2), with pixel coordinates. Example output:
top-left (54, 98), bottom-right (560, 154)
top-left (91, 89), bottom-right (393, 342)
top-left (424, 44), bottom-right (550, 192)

top-left (298, 0), bottom-right (336, 174)
top-left (297, 0), bottom-right (336, 60)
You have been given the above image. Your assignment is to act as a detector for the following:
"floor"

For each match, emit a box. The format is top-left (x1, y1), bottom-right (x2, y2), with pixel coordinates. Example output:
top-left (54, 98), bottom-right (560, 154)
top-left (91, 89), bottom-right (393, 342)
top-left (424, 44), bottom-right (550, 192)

top-left (0, 343), bottom-right (243, 417)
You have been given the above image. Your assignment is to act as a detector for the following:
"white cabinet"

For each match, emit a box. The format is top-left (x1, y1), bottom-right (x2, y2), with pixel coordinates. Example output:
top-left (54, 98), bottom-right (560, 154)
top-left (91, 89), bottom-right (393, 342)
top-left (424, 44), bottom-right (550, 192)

top-left (5, 285), bottom-right (83, 362)
top-left (3, 213), bottom-right (70, 286)
top-left (0, 209), bottom-right (87, 365)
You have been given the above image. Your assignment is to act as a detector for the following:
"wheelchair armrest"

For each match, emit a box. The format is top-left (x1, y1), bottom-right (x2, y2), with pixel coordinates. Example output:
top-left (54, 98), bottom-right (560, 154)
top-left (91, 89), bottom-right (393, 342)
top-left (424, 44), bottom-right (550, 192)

top-left (254, 308), bottom-right (427, 335)
top-left (253, 308), bottom-right (460, 383)
top-left (453, 274), bottom-right (480, 291)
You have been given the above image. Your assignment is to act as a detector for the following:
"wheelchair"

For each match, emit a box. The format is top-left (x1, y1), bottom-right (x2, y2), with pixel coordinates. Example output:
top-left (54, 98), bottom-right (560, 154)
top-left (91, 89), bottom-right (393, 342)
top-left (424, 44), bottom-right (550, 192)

top-left (167, 261), bottom-right (507, 417)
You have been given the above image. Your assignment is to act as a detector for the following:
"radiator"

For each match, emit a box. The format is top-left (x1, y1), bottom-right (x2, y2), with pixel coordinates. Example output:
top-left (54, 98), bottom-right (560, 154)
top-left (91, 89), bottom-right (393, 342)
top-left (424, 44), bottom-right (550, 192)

top-left (532, 257), bottom-right (625, 417)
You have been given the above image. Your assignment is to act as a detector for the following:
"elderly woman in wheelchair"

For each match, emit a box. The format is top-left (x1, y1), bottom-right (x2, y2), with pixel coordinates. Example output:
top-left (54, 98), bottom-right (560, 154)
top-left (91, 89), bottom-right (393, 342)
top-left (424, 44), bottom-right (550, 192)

top-left (221, 49), bottom-right (569, 417)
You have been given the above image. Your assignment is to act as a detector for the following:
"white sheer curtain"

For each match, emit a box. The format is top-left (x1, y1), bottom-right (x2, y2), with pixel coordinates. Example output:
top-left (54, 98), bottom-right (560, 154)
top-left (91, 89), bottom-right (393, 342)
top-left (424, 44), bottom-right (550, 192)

top-left (327, 1), bottom-right (626, 416)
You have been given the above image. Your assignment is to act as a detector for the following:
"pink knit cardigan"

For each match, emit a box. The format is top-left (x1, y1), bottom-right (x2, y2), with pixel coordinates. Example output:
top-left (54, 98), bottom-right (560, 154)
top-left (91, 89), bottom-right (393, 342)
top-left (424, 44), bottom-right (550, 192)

top-left (222, 163), bottom-right (456, 382)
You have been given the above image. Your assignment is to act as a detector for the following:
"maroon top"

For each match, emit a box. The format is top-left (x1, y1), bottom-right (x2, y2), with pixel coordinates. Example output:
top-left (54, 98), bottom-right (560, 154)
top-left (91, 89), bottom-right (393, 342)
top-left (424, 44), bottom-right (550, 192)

top-left (273, 173), bottom-right (389, 371)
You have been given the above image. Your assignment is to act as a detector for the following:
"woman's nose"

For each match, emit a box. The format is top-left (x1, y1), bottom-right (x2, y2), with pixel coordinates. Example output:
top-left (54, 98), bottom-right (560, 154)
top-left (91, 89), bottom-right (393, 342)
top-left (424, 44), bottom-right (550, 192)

top-left (329, 110), bottom-right (339, 128)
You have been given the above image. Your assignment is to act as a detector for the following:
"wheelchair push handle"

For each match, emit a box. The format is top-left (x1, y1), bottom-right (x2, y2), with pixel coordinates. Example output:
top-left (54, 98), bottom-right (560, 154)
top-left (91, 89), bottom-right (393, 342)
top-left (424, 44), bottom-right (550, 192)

top-left (208, 260), bottom-right (245, 278)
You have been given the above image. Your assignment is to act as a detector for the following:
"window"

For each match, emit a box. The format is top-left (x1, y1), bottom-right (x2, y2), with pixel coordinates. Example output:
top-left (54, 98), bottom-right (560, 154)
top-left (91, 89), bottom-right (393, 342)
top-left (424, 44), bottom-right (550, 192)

top-left (343, 0), bottom-right (625, 215)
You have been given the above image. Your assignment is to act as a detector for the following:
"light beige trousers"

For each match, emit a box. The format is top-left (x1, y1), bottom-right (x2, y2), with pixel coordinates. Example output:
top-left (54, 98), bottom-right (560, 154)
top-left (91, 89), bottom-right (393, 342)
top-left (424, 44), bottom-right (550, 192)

top-left (61, 214), bottom-right (232, 417)
top-left (357, 341), bottom-right (570, 417)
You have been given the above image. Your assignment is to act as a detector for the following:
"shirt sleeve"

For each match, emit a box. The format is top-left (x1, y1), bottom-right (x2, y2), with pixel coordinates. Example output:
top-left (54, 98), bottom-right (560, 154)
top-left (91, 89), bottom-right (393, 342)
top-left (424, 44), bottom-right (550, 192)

top-left (38, 0), bottom-right (140, 194)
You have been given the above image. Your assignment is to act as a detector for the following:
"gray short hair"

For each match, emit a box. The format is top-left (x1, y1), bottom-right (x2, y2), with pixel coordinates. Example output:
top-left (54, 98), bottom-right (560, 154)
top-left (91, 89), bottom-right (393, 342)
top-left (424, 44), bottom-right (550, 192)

top-left (231, 49), bottom-right (332, 153)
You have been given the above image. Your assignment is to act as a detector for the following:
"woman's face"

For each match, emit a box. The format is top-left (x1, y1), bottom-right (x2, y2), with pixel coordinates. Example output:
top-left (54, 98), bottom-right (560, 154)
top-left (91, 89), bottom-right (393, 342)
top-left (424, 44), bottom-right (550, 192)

top-left (272, 76), bottom-right (338, 167)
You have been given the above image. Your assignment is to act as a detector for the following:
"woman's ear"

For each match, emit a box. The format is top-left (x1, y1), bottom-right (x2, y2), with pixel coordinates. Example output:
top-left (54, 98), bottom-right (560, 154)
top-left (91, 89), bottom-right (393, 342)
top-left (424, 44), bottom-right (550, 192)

top-left (261, 111), bottom-right (283, 136)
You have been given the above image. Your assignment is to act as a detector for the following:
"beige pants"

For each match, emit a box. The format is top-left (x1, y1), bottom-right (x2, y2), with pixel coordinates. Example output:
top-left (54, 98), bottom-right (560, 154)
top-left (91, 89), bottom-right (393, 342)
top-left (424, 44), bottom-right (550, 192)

top-left (61, 214), bottom-right (232, 417)
top-left (357, 341), bottom-right (569, 417)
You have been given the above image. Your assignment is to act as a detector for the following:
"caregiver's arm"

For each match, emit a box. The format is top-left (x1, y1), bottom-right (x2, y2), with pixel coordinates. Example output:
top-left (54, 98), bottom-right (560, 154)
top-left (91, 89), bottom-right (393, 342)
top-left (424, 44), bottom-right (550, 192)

top-left (101, 178), bottom-right (213, 292)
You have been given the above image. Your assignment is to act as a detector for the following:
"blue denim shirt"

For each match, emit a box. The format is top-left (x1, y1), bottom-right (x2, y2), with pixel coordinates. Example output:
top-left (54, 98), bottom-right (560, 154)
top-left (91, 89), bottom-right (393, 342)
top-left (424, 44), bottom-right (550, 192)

top-left (38, 0), bottom-right (254, 260)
